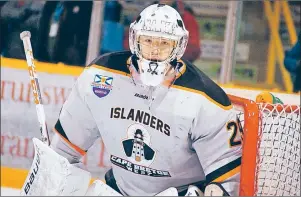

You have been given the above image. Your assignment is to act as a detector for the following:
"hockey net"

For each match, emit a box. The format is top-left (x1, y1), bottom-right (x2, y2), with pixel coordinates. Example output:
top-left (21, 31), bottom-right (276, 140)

top-left (228, 95), bottom-right (300, 196)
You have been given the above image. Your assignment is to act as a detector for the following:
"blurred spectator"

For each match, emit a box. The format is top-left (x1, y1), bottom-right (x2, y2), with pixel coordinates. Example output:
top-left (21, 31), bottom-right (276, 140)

top-left (168, 0), bottom-right (201, 63)
top-left (0, 1), bottom-right (6, 7)
top-left (100, 1), bottom-right (124, 54)
top-left (284, 33), bottom-right (300, 92)
top-left (1, 2), bottom-right (8, 55)
top-left (46, 1), bottom-right (92, 66)
top-left (35, 1), bottom-right (62, 63)
top-left (1, 0), bottom-right (46, 59)
top-left (15, 1), bottom-right (92, 66)
top-left (103, 0), bottom-right (122, 22)
top-left (122, 0), bottom-right (201, 63)
top-left (59, 1), bottom-right (92, 66)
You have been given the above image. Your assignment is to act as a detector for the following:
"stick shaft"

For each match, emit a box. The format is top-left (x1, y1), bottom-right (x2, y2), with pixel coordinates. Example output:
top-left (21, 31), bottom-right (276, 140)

top-left (20, 31), bottom-right (50, 145)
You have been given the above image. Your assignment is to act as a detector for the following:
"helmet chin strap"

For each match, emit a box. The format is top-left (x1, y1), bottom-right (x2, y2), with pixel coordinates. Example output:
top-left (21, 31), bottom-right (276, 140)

top-left (128, 55), bottom-right (178, 88)
top-left (139, 59), bottom-right (169, 87)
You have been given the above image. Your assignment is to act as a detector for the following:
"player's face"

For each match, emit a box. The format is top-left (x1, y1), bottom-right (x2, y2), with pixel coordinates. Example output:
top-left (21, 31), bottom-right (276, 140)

top-left (138, 35), bottom-right (176, 62)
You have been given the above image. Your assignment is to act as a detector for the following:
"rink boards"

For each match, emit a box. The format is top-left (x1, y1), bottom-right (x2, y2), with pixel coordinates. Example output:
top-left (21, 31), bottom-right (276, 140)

top-left (1, 57), bottom-right (299, 191)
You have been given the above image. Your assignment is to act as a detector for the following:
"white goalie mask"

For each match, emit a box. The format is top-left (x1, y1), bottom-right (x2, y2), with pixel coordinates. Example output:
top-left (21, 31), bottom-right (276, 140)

top-left (129, 4), bottom-right (189, 86)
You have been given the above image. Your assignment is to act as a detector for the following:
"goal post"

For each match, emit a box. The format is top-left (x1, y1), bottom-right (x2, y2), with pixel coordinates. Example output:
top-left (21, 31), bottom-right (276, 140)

top-left (229, 94), bottom-right (300, 196)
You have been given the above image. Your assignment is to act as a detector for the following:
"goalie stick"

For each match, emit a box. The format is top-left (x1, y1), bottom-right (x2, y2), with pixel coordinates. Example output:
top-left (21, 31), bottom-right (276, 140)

top-left (20, 31), bottom-right (50, 145)
top-left (19, 31), bottom-right (123, 196)
top-left (19, 31), bottom-right (91, 196)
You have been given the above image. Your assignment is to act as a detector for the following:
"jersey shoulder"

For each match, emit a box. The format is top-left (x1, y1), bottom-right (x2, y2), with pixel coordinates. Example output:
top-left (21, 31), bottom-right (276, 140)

top-left (87, 50), bottom-right (132, 74)
top-left (174, 59), bottom-right (231, 108)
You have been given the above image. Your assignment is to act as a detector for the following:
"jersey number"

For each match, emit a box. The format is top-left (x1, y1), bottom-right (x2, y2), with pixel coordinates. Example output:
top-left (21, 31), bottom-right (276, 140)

top-left (227, 118), bottom-right (243, 147)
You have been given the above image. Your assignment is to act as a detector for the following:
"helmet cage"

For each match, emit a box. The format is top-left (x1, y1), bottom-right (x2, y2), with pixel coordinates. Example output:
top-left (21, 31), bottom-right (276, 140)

top-left (129, 6), bottom-right (189, 63)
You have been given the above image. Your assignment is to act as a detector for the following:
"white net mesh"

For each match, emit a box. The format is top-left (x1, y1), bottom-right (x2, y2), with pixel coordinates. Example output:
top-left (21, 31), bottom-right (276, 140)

top-left (235, 103), bottom-right (300, 196)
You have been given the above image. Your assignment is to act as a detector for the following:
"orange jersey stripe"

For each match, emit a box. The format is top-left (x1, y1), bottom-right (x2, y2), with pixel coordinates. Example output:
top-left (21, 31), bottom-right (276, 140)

top-left (53, 128), bottom-right (86, 156)
top-left (213, 165), bottom-right (241, 183)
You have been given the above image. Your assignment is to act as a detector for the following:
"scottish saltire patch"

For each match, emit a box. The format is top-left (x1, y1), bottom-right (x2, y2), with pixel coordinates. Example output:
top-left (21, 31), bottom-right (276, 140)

top-left (91, 74), bottom-right (113, 98)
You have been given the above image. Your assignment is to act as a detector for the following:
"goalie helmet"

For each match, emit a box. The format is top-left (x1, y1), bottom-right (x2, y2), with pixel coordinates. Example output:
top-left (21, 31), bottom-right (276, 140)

top-left (129, 4), bottom-right (189, 86)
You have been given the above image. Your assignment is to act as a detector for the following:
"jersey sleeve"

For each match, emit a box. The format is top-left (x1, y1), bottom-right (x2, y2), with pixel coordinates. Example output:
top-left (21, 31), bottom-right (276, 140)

top-left (191, 102), bottom-right (242, 196)
top-left (50, 69), bottom-right (100, 163)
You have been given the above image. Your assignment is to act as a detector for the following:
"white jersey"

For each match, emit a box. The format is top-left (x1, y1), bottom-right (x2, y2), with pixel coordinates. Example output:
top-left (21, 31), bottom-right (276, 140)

top-left (50, 51), bottom-right (242, 196)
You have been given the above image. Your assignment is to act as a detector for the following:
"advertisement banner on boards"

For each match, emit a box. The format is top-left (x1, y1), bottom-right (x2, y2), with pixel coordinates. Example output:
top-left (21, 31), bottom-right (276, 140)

top-left (186, 1), bottom-right (229, 17)
top-left (200, 40), bottom-right (250, 62)
top-left (193, 59), bottom-right (258, 84)
top-left (1, 66), bottom-right (111, 178)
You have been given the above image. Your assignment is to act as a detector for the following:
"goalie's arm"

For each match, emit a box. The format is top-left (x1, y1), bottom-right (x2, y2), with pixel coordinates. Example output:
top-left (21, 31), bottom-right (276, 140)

top-left (21, 69), bottom-right (116, 196)
top-left (191, 103), bottom-right (242, 196)
top-left (51, 69), bottom-right (101, 164)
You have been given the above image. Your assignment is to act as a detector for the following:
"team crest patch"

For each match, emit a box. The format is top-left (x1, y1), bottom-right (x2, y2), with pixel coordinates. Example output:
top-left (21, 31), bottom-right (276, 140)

top-left (91, 74), bottom-right (113, 98)
top-left (110, 123), bottom-right (171, 177)
top-left (122, 123), bottom-right (155, 166)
